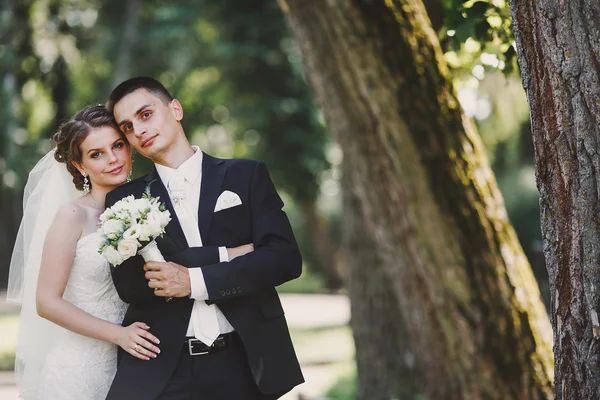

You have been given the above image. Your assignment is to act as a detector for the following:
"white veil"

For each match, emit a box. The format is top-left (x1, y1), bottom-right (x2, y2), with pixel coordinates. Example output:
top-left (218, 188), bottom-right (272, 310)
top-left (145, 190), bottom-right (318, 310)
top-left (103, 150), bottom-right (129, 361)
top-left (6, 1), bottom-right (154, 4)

top-left (7, 148), bottom-right (81, 399)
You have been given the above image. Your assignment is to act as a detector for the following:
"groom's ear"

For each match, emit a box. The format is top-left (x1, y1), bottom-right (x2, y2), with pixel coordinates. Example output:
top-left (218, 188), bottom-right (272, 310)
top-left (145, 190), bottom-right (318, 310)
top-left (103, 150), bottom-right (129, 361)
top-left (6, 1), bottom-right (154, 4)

top-left (169, 99), bottom-right (183, 122)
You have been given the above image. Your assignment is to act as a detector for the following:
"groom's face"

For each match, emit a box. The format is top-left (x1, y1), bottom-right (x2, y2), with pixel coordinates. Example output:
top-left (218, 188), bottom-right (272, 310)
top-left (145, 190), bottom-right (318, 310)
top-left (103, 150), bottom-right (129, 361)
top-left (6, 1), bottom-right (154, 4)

top-left (112, 89), bottom-right (183, 161)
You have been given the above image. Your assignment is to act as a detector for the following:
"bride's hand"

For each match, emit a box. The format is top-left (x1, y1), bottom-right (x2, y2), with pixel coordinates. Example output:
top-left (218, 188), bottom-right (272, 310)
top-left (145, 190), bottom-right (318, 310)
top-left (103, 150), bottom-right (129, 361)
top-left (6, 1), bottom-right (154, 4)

top-left (115, 322), bottom-right (161, 361)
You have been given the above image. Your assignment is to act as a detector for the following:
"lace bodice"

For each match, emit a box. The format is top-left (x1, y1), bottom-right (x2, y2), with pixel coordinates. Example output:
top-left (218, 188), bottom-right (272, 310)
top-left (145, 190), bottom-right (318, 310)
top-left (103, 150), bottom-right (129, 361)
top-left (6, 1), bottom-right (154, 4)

top-left (62, 233), bottom-right (126, 323)
top-left (35, 232), bottom-right (127, 400)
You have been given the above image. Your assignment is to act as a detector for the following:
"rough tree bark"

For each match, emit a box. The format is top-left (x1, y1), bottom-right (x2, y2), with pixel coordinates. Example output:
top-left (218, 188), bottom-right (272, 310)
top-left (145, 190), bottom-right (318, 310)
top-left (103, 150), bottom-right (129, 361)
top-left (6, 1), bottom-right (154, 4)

top-left (280, 1), bottom-right (554, 398)
top-left (510, 1), bottom-right (600, 398)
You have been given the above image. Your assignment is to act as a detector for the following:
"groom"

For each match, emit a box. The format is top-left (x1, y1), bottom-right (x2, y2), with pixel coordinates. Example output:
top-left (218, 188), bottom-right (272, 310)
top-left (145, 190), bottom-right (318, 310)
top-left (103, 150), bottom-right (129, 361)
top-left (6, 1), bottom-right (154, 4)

top-left (104, 77), bottom-right (304, 399)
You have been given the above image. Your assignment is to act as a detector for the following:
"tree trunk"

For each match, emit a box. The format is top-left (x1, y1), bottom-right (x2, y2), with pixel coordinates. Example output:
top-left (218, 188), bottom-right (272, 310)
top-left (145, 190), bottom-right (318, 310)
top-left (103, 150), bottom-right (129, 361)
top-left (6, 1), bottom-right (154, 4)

top-left (49, 55), bottom-right (70, 132)
top-left (344, 163), bottom-right (423, 398)
top-left (46, 0), bottom-right (70, 130)
top-left (111, 0), bottom-right (141, 87)
top-left (422, 0), bottom-right (444, 32)
top-left (510, 1), bottom-right (600, 398)
top-left (280, 1), bottom-right (554, 398)
top-left (299, 201), bottom-right (343, 290)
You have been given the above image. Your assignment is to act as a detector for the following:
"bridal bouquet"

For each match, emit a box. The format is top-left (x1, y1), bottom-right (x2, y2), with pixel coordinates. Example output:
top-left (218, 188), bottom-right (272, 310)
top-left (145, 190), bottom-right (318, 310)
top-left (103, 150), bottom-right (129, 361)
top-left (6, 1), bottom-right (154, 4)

top-left (97, 193), bottom-right (171, 266)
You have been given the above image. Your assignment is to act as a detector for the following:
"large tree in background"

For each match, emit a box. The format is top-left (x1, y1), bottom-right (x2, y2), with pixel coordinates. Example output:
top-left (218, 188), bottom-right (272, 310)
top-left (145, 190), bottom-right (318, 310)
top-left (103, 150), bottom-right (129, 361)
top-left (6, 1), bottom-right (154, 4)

top-left (280, 0), bottom-right (553, 398)
top-left (510, 1), bottom-right (600, 398)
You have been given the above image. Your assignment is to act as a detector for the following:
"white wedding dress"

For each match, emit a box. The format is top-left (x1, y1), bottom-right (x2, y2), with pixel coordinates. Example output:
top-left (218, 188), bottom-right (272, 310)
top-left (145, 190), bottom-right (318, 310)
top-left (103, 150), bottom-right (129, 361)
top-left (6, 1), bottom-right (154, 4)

top-left (7, 150), bottom-right (129, 400)
top-left (35, 232), bottom-right (127, 399)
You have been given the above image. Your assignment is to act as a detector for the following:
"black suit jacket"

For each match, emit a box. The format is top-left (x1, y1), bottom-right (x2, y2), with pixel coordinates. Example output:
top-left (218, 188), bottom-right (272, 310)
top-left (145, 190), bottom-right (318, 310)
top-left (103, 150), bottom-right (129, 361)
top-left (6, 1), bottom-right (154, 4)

top-left (105, 153), bottom-right (304, 400)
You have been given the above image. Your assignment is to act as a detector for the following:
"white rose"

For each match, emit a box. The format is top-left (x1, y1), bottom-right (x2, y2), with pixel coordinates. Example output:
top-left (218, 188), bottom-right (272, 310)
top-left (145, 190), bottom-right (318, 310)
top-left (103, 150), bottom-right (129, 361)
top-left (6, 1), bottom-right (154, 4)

top-left (135, 198), bottom-right (152, 211)
top-left (116, 209), bottom-right (131, 220)
top-left (117, 239), bottom-right (139, 260)
top-left (150, 199), bottom-right (162, 212)
top-left (111, 201), bottom-right (125, 213)
top-left (159, 210), bottom-right (171, 227)
top-left (102, 245), bottom-right (124, 265)
top-left (129, 208), bottom-right (141, 221)
top-left (123, 226), bottom-right (140, 240)
top-left (136, 223), bottom-right (154, 242)
top-left (145, 213), bottom-right (162, 235)
top-left (107, 232), bottom-right (119, 241)
top-left (99, 209), bottom-right (114, 222)
top-left (102, 219), bottom-right (124, 236)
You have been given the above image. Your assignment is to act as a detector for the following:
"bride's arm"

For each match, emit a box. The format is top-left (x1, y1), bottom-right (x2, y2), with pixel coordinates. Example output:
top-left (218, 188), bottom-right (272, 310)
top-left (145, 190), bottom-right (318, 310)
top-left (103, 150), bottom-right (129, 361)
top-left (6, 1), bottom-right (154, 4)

top-left (36, 203), bottom-right (161, 361)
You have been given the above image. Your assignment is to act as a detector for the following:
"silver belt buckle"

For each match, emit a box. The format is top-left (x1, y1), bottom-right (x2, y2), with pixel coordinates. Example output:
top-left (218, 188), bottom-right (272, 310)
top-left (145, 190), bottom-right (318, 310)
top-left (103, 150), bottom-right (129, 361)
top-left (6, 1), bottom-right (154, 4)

top-left (188, 339), bottom-right (210, 356)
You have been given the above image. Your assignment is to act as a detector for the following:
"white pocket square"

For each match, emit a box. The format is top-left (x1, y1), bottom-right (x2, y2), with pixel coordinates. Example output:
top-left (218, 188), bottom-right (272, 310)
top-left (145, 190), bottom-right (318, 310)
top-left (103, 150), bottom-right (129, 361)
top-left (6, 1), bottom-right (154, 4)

top-left (214, 190), bottom-right (242, 212)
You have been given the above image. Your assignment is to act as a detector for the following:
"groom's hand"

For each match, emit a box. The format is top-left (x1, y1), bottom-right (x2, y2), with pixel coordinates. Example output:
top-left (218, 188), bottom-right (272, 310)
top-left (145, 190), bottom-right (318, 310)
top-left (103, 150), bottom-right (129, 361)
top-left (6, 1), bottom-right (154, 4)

top-left (145, 261), bottom-right (191, 298)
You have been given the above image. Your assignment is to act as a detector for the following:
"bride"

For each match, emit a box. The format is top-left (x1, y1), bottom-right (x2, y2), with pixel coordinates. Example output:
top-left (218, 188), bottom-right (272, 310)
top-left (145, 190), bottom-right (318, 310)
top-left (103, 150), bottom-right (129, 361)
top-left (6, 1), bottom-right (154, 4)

top-left (7, 105), bottom-right (160, 399)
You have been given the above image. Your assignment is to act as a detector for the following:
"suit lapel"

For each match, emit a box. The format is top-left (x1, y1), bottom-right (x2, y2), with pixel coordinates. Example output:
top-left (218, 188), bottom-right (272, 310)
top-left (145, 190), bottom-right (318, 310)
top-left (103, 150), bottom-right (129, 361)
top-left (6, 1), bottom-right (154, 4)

top-left (143, 168), bottom-right (188, 248)
top-left (198, 153), bottom-right (227, 242)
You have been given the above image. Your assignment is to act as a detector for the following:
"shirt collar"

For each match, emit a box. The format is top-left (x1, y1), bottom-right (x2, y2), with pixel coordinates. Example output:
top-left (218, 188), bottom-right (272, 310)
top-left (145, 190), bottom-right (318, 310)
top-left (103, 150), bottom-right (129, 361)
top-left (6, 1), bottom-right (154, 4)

top-left (155, 145), bottom-right (203, 186)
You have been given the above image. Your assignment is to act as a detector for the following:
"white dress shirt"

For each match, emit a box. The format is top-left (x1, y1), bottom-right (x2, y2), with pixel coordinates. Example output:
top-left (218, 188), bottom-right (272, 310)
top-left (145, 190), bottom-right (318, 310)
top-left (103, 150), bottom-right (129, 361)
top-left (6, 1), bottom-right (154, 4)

top-left (155, 146), bottom-right (234, 339)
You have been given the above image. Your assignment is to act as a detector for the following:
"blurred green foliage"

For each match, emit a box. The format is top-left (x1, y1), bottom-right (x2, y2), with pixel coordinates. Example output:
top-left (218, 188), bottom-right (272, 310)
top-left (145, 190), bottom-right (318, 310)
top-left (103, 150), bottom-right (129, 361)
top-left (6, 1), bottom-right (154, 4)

top-left (0, 0), bottom-right (340, 289)
top-left (1, 0), bottom-right (546, 304)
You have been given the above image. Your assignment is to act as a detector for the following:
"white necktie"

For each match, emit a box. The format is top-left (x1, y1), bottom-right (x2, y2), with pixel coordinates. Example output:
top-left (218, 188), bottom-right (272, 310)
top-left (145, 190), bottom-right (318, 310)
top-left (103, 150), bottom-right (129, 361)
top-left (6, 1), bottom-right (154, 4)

top-left (168, 174), bottom-right (220, 346)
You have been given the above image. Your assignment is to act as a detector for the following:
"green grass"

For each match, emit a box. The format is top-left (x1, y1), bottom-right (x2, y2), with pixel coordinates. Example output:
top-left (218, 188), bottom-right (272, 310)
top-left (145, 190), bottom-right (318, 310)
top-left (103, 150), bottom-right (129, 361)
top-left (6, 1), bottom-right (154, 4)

top-left (0, 313), bottom-right (18, 371)
top-left (326, 370), bottom-right (357, 400)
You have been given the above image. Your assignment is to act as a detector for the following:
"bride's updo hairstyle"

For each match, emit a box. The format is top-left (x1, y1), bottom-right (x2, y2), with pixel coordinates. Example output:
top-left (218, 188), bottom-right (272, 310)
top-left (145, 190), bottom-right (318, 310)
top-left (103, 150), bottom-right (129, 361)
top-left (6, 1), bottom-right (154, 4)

top-left (52, 105), bottom-right (124, 191)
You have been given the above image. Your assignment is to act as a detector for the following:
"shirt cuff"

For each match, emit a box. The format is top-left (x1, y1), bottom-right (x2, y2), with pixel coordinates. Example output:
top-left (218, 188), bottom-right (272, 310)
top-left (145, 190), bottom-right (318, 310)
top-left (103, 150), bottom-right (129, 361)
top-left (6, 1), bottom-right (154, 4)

top-left (219, 246), bottom-right (229, 262)
top-left (189, 268), bottom-right (209, 301)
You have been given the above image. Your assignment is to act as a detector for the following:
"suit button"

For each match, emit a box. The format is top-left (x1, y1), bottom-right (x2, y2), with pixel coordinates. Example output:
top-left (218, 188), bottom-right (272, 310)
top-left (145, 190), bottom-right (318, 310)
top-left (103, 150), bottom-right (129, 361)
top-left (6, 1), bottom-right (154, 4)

top-left (237, 287), bottom-right (242, 293)
top-left (231, 288), bottom-right (237, 295)
top-left (220, 290), bottom-right (226, 296)
top-left (225, 289), bottom-right (231, 295)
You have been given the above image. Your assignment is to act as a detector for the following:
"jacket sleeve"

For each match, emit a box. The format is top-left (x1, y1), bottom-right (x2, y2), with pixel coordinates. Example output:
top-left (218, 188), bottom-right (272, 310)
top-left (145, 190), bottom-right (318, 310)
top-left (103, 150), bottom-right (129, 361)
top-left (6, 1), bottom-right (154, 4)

top-left (197, 161), bottom-right (302, 302)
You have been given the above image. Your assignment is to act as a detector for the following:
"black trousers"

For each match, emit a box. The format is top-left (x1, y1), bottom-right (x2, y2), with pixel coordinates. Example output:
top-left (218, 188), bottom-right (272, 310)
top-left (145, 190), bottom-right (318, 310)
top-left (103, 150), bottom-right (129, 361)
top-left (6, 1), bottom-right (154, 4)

top-left (155, 333), bottom-right (285, 400)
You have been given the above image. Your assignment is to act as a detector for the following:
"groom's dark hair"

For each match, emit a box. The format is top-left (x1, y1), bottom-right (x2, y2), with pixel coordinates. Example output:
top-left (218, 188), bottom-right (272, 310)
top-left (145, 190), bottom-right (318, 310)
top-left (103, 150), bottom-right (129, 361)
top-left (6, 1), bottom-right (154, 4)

top-left (106, 76), bottom-right (174, 113)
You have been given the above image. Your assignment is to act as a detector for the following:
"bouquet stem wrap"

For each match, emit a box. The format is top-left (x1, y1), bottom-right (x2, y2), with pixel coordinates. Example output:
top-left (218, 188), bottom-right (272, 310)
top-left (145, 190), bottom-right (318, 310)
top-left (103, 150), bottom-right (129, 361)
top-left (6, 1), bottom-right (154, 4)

top-left (138, 240), bottom-right (165, 262)
top-left (138, 240), bottom-right (172, 302)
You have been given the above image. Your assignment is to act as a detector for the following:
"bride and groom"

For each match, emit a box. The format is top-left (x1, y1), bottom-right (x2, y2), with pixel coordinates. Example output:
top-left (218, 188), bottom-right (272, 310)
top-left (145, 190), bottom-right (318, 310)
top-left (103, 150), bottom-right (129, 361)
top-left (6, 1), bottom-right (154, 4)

top-left (8, 77), bottom-right (304, 399)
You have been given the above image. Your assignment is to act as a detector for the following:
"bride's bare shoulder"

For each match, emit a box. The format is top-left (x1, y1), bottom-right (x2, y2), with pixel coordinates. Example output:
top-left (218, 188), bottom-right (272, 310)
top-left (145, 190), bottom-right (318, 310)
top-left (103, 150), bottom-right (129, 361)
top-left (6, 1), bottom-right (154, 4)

top-left (54, 199), bottom-right (87, 225)
top-left (43, 200), bottom-right (87, 244)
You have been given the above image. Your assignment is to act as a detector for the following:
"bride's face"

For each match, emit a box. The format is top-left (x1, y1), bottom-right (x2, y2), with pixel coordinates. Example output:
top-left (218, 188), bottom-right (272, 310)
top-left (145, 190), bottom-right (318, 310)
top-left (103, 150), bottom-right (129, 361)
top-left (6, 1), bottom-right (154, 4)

top-left (75, 126), bottom-right (132, 190)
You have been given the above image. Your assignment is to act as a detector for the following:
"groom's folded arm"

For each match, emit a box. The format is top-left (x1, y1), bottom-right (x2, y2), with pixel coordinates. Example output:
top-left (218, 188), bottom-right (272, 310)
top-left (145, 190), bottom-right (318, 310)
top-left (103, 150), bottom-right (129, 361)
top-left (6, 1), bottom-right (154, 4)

top-left (165, 246), bottom-right (222, 266)
top-left (192, 162), bottom-right (302, 303)
top-left (182, 248), bottom-right (228, 300)
top-left (111, 245), bottom-right (222, 306)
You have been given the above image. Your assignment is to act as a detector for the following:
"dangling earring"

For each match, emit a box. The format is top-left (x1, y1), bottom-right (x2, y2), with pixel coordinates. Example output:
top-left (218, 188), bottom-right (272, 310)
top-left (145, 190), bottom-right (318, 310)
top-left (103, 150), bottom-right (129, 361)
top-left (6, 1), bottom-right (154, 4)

top-left (82, 172), bottom-right (90, 194)
top-left (126, 170), bottom-right (133, 183)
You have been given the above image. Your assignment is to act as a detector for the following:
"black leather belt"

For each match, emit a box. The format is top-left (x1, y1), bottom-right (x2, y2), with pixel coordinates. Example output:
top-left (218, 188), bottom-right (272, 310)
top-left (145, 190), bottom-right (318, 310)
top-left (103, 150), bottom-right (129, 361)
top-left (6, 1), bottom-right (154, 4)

top-left (184, 333), bottom-right (233, 356)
